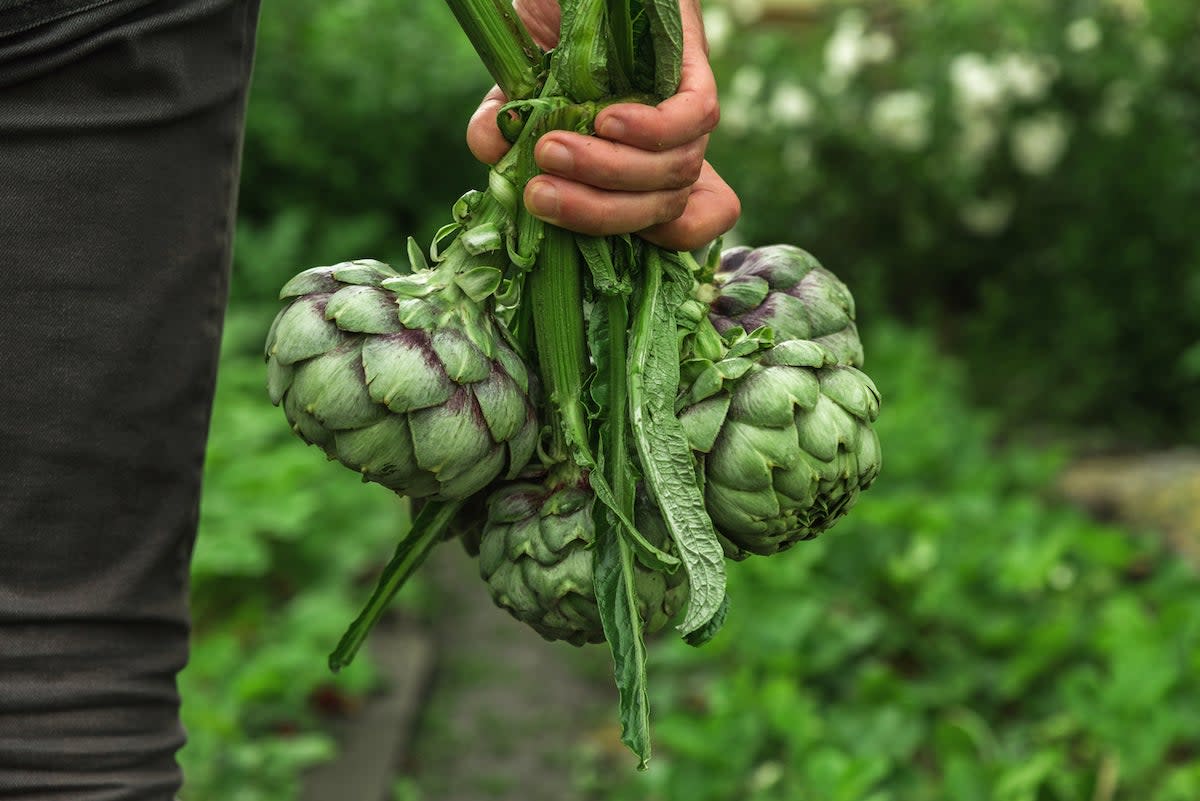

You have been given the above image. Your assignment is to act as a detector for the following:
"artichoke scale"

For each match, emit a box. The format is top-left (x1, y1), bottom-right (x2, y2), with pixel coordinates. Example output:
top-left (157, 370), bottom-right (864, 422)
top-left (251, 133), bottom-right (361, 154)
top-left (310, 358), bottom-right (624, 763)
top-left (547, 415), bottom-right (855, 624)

top-left (268, 296), bottom-right (345, 366)
top-left (279, 266), bottom-right (339, 299)
top-left (361, 332), bottom-right (454, 413)
top-left (324, 285), bottom-right (404, 335)
top-left (288, 343), bottom-right (386, 430)
top-left (707, 417), bottom-right (798, 492)
top-left (431, 328), bottom-right (492, 383)
top-left (408, 389), bottom-right (495, 478)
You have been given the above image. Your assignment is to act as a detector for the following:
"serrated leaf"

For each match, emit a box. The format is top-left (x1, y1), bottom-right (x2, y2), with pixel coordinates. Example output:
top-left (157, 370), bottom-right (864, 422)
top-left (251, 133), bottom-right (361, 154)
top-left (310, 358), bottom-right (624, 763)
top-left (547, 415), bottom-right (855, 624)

top-left (593, 506), bottom-right (651, 769)
top-left (629, 250), bottom-right (725, 636)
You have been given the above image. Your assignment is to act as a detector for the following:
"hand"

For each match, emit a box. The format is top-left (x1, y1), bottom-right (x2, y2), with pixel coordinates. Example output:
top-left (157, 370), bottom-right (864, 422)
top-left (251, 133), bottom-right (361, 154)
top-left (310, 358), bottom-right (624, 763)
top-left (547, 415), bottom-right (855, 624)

top-left (466, 0), bottom-right (741, 252)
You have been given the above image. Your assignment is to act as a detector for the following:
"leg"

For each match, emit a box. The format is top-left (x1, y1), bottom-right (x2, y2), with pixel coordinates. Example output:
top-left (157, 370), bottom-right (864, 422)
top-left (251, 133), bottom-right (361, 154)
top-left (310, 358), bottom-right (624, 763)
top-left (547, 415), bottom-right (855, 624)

top-left (0, 1), bottom-right (259, 798)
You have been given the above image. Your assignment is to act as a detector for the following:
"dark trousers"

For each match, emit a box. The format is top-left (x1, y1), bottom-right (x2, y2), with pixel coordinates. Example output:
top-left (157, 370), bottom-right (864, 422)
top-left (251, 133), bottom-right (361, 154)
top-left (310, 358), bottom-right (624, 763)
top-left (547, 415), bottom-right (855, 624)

top-left (0, 1), bottom-right (259, 797)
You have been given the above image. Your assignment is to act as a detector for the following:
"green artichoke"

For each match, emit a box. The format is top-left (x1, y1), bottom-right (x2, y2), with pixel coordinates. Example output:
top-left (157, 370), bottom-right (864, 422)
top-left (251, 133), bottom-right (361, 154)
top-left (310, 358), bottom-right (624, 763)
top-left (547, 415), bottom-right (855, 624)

top-left (678, 329), bottom-right (881, 557)
top-left (709, 245), bottom-right (864, 367)
top-left (479, 481), bottom-right (688, 645)
top-left (265, 258), bottom-right (538, 501)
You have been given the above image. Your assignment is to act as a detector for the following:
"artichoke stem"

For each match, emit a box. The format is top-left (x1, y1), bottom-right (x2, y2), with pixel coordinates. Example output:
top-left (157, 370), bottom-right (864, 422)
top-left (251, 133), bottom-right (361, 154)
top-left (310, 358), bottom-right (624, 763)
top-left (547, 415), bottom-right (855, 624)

top-left (529, 225), bottom-right (591, 466)
top-left (329, 499), bottom-right (463, 671)
top-left (442, 0), bottom-right (543, 100)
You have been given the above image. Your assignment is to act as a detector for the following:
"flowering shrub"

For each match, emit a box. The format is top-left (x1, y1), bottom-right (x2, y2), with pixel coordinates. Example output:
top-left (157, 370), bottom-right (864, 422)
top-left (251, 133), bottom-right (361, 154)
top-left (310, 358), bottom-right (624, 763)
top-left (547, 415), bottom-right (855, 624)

top-left (704, 0), bottom-right (1200, 441)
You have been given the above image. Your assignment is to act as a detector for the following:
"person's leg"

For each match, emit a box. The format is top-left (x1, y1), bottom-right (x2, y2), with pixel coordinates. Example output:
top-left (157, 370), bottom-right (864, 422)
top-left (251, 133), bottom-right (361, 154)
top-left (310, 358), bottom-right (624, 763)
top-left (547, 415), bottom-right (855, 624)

top-left (0, 1), bottom-right (259, 797)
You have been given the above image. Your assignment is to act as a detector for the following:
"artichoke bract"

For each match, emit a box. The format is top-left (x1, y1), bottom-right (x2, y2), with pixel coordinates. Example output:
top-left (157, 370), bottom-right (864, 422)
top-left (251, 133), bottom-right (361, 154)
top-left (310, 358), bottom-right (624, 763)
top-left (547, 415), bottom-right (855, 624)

top-left (265, 258), bottom-right (538, 501)
top-left (710, 245), bottom-right (865, 367)
top-left (678, 328), bottom-right (881, 557)
top-left (479, 481), bottom-right (688, 646)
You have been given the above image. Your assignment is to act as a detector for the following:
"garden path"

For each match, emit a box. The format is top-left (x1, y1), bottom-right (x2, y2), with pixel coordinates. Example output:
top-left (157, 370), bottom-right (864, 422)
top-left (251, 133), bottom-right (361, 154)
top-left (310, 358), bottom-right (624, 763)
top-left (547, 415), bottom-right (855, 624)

top-left (401, 546), bottom-right (620, 800)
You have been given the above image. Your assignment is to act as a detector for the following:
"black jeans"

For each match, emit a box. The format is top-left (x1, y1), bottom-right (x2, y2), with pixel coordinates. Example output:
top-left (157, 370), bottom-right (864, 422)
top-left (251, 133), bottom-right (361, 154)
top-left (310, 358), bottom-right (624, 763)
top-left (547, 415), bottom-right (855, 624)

top-left (0, 1), bottom-right (259, 798)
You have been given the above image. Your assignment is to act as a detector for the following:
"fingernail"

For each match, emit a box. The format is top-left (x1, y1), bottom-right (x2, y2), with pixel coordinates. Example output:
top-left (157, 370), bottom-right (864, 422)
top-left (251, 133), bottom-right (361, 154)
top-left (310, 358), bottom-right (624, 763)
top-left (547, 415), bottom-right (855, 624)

top-left (537, 141), bottom-right (573, 173)
top-left (597, 115), bottom-right (625, 140)
top-left (526, 181), bottom-right (559, 219)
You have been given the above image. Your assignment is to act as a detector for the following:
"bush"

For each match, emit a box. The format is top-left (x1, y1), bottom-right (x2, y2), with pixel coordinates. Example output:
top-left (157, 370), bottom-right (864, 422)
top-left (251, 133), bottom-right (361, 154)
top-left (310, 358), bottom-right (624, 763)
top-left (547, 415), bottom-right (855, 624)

top-left (595, 321), bottom-right (1200, 801)
top-left (704, 0), bottom-right (1200, 442)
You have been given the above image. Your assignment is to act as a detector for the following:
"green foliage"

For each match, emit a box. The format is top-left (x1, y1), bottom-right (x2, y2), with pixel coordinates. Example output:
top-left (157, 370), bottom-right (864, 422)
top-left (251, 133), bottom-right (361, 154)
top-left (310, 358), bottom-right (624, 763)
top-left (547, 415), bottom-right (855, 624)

top-left (704, 0), bottom-right (1200, 442)
top-left (179, 309), bottom-right (413, 800)
top-left (234, 0), bottom-right (492, 305)
top-left (597, 321), bottom-right (1200, 800)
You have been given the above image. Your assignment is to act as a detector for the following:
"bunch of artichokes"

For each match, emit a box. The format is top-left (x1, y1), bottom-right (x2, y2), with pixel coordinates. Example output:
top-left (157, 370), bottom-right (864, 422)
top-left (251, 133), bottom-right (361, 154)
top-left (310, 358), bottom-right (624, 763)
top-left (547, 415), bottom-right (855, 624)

top-left (264, 0), bottom-right (882, 768)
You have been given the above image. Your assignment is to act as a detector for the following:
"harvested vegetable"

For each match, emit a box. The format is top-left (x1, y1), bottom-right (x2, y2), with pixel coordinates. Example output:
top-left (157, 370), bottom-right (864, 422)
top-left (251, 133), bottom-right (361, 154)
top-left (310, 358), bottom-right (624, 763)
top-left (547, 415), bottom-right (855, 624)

top-left (264, 0), bottom-right (882, 767)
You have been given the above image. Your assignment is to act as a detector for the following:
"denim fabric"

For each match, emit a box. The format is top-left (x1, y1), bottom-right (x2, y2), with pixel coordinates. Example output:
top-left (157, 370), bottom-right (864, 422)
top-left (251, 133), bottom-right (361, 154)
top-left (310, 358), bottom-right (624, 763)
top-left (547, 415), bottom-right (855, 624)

top-left (0, 0), bottom-right (259, 797)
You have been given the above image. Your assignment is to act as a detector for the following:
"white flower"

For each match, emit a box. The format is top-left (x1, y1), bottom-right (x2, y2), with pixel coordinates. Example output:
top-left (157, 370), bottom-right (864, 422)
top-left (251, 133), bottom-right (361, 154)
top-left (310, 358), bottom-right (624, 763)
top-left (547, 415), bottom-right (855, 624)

top-left (1096, 80), bottom-right (1136, 136)
top-left (960, 194), bottom-right (1015, 236)
top-left (729, 65), bottom-right (765, 101)
top-left (995, 52), bottom-right (1057, 103)
top-left (868, 90), bottom-right (932, 151)
top-left (1065, 18), bottom-right (1103, 52)
top-left (1010, 111), bottom-right (1071, 176)
top-left (824, 9), bottom-right (870, 86)
top-left (950, 53), bottom-right (1006, 111)
top-left (862, 31), bottom-right (896, 64)
top-left (702, 7), bottom-right (733, 56)
top-left (768, 83), bottom-right (816, 128)
top-left (956, 113), bottom-right (1000, 167)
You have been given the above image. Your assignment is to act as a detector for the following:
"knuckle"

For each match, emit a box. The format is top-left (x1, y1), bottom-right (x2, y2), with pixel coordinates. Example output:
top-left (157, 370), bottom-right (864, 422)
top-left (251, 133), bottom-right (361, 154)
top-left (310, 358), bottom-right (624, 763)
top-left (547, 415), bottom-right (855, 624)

top-left (660, 190), bottom-right (690, 223)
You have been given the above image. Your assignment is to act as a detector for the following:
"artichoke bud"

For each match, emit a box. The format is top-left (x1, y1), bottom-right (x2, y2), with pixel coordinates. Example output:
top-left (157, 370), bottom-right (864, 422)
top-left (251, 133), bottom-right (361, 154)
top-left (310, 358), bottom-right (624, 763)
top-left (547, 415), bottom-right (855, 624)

top-left (709, 245), bottom-right (865, 368)
top-left (266, 259), bottom-right (539, 502)
top-left (478, 480), bottom-right (688, 646)
top-left (676, 316), bottom-right (882, 556)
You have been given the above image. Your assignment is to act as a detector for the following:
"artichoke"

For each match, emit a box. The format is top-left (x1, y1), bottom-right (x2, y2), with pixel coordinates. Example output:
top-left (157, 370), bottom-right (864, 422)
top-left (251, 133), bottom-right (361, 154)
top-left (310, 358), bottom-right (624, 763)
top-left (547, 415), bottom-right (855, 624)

top-left (709, 245), bottom-right (864, 367)
top-left (479, 480), bottom-right (688, 645)
top-left (265, 258), bottom-right (538, 501)
top-left (678, 327), bottom-right (881, 557)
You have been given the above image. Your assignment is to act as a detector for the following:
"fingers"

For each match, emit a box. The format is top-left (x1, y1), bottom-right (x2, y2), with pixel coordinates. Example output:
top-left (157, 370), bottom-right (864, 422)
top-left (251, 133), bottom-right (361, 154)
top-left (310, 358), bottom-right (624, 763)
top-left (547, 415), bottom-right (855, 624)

top-left (525, 160), bottom-right (740, 252)
top-left (466, 85), bottom-right (510, 165)
top-left (513, 0), bottom-right (560, 49)
top-left (639, 162), bottom-right (741, 252)
top-left (534, 131), bottom-right (707, 191)
top-left (524, 175), bottom-right (691, 239)
top-left (593, 0), bottom-right (719, 152)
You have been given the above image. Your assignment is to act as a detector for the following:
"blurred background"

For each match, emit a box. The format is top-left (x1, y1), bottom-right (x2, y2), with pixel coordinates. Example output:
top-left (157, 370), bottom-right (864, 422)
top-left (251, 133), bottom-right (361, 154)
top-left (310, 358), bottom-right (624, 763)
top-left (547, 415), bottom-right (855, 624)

top-left (179, 0), bottom-right (1200, 799)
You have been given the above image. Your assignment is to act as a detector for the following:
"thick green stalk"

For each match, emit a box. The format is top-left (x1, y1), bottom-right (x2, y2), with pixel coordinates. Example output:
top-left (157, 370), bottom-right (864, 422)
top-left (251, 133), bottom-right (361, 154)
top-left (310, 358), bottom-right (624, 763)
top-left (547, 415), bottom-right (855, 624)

top-left (328, 500), bottom-right (462, 671)
top-left (528, 226), bottom-right (590, 464)
top-left (443, 0), bottom-right (543, 100)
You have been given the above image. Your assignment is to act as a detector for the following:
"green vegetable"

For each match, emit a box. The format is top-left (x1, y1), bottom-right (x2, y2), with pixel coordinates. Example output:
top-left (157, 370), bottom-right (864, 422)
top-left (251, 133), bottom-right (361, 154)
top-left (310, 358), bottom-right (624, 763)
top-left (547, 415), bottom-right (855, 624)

top-left (263, 0), bottom-right (883, 768)
top-left (264, 255), bottom-right (537, 501)
top-left (708, 245), bottom-right (865, 367)
top-left (479, 480), bottom-right (688, 646)
top-left (677, 321), bottom-right (882, 556)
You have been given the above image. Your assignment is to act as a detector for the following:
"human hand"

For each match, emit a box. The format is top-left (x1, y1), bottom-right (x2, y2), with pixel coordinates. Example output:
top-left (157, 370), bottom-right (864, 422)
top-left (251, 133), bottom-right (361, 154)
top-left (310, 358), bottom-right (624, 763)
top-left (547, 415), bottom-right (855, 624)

top-left (466, 0), bottom-right (740, 252)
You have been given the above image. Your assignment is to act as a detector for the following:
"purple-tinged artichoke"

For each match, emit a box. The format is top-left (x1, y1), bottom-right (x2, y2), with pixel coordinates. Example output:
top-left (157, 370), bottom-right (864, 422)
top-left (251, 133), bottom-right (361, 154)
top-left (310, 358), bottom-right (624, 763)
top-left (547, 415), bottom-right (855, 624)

top-left (265, 258), bottom-right (537, 501)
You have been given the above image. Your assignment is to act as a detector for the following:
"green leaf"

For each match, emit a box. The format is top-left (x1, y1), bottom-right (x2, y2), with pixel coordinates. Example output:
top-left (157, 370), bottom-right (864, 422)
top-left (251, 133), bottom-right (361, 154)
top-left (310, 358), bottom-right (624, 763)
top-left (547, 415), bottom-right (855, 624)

top-left (644, 0), bottom-right (683, 99)
top-left (683, 591), bottom-right (728, 647)
top-left (551, 0), bottom-right (612, 102)
top-left (593, 506), bottom-right (652, 769)
top-left (629, 249), bottom-right (726, 636)
top-left (578, 233), bottom-right (632, 296)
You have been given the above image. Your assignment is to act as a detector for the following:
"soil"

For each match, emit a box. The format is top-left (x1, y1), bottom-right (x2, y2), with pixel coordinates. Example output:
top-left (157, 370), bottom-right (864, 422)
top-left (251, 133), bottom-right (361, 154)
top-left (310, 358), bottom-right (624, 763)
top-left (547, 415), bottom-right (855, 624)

top-left (401, 545), bottom-right (626, 801)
